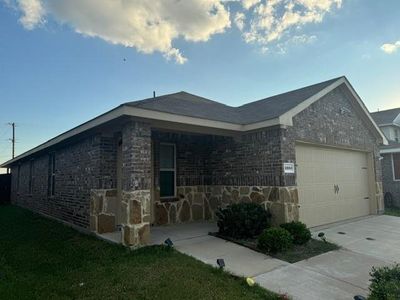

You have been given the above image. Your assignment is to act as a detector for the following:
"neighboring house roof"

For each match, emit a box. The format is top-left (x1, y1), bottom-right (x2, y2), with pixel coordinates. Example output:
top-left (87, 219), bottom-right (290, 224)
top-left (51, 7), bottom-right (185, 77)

top-left (371, 108), bottom-right (400, 126)
top-left (0, 76), bottom-right (388, 168)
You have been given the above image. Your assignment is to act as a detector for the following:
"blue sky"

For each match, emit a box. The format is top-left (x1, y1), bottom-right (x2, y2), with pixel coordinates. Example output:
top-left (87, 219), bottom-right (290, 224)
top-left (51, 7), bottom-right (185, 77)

top-left (0, 0), bottom-right (400, 165)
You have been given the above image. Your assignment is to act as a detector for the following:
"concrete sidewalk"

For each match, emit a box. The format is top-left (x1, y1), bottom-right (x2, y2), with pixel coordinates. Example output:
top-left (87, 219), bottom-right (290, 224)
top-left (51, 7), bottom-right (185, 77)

top-left (151, 222), bottom-right (288, 277)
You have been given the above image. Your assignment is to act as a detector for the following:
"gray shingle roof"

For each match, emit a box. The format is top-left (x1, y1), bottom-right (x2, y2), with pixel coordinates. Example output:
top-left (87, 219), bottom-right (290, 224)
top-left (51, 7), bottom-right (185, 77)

top-left (125, 77), bottom-right (343, 124)
top-left (371, 108), bottom-right (400, 125)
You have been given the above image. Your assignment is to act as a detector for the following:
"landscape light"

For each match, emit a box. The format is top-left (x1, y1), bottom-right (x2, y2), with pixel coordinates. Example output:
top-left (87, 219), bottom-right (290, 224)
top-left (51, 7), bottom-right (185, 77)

top-left (164, 238), bottom-right (173, 247)
top-left (317, 232), bottom-right (327, 243)
top-left (216, 258), bottom-right (225, 269)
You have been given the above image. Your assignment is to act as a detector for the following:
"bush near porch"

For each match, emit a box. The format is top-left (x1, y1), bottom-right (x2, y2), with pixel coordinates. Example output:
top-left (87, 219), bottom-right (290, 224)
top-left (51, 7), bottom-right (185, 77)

top-left (0, 205), bottom-right (281, 300)
top-left (216, 203), bottom-right (271, 239)
top-left (215, 203), bottom-right (339, 263)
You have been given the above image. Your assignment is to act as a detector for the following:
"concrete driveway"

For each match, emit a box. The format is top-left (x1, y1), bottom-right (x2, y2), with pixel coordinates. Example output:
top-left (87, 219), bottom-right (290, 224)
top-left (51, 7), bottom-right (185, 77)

top-left (255, 215), bottom-right (400, 299)
top-left (150, 215), bottom-right (400, 300)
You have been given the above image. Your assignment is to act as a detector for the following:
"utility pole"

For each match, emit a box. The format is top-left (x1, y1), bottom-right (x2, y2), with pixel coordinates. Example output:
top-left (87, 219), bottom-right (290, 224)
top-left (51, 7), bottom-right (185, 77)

top-left (8, 122), bottom-right (15, 159)
top-left (5, 122), bottom-right (15, 174)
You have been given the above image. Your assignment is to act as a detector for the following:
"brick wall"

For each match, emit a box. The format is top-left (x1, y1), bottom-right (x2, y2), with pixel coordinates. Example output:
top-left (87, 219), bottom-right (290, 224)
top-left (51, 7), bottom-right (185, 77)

top-left (381, 153), bottom-right (400, 207)
top-left (99, 135), bottom-right (118, 190)
top-left (10, 133), bottom-right (117, 228)
top-left (152, 126), bottom-right (286, 189)
top-left (207, 127), bottom-right (286, 186)
top-left (122, 121), bottom-right (151, 191)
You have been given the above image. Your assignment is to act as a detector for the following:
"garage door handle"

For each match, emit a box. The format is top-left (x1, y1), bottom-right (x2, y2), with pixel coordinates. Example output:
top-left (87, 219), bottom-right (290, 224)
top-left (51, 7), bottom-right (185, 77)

top-left (334, 184), bottom-right (339, 194)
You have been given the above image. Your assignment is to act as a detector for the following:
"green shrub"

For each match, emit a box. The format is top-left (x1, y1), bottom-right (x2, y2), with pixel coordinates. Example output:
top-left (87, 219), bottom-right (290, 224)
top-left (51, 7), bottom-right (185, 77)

top-left (257, 227), bottom-right (293, 253)
top-left (368, 264), bottom-right (400, 300)
top-left (216, 203), bottom-right (271, 239)
top-left (280, 221), bottom-right (311, 245)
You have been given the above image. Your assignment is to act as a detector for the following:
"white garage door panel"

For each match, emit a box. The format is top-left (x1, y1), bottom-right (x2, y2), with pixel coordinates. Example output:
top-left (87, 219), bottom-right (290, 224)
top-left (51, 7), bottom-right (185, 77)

top-left (296, 144), bottom-right (370, 227)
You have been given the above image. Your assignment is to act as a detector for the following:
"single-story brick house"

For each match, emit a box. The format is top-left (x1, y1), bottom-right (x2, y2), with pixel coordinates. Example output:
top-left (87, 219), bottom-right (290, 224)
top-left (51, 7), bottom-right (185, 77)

top-left (371, 108), bottom-right (400, 207)
top-left (1, 76), bottom-right (388, 247)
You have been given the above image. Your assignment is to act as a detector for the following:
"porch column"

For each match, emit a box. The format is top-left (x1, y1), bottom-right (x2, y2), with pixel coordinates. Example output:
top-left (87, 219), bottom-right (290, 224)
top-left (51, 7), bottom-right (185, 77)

top-left (121, 120), bottom-right (152, 247)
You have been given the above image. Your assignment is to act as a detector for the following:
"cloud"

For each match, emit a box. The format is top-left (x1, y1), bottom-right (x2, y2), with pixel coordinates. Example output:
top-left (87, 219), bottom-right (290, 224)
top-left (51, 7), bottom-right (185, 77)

top-left (237, 0), bottom-right (341, 51)
top-left (381, 41), bottom-right (400, 54)
top-left (271, 34), bottom-right (316, 54)
top-left (8, 0), bottom-right (343, 61)
top-left (290, 34), bottom-right (317, 44)
top-left (234, 12), bottom-right (246, 31)
top-left (11, 0), bottom-right (231, 64)
top-left (17, 0), bottom-right (45, 30)
top-left (241, 0), bottom-right (261, 10)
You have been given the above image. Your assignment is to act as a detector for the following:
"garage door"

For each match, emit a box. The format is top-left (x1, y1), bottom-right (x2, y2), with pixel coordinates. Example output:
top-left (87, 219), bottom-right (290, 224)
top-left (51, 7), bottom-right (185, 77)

top-left (296, 144), bottom-right (370, 227)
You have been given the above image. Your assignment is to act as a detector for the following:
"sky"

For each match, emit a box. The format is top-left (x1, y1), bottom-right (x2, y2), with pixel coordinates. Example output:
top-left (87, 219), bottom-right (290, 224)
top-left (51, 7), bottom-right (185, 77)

top-left (0, 0), bottom-right (400, 168)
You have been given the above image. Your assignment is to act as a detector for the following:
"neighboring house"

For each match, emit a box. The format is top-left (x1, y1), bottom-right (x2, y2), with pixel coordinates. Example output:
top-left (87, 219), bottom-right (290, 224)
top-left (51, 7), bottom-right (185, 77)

top-left (0, 76), bottom-right (388, 247)
top-left (371, 108), bottom-right (400, 207)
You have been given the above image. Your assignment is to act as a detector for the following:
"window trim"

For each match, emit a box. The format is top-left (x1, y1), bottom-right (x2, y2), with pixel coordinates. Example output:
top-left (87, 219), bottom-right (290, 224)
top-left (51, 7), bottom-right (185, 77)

top-left (159, 143), bottom-right (176, 199)
top-left (392, 153), bottom-right (400, 182)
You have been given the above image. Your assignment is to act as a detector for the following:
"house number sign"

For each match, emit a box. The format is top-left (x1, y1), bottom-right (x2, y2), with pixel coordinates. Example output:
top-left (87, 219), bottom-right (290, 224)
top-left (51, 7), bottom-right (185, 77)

top-left (283, 162), bottom-right (295, 174)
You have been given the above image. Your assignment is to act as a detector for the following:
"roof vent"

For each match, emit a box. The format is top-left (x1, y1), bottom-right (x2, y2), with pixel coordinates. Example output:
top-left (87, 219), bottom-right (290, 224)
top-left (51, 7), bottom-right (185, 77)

top-left (153, 91), bottom-right (156, 98)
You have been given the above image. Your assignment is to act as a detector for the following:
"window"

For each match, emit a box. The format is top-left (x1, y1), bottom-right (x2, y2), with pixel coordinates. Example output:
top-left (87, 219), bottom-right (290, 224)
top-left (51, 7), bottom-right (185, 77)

top-left (393, 153), bottom-right (400, 181)
top-left (48, 153), bottom-right (56, 196)
top-left (29, 160), bottom-right (34, 194)
top-left (160, 144), bottom-right (175, 198)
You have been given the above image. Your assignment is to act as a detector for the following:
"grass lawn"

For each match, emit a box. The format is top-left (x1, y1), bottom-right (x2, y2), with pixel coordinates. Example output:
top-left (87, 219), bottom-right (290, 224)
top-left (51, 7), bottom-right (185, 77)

top-left (0, 205), bottom-right (280, 300)
top-left (385, 207), bottom-right (400, 217)
top-left (211, 233), bottom-right (339, 263)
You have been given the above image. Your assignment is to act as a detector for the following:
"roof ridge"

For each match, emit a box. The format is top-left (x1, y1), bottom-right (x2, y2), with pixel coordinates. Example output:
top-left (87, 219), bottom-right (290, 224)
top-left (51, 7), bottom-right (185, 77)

top-left (169, 91), bottom-right (234, 107)
top-left (125, 91), bottom-right (183, 106)
top-left (126, 90), bottom-right (237, 109)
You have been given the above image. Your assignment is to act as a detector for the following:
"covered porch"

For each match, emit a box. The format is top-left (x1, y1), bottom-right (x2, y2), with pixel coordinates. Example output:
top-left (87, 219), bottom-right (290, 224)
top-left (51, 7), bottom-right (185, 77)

top-left (89, 118), bottom-right (299, 247)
